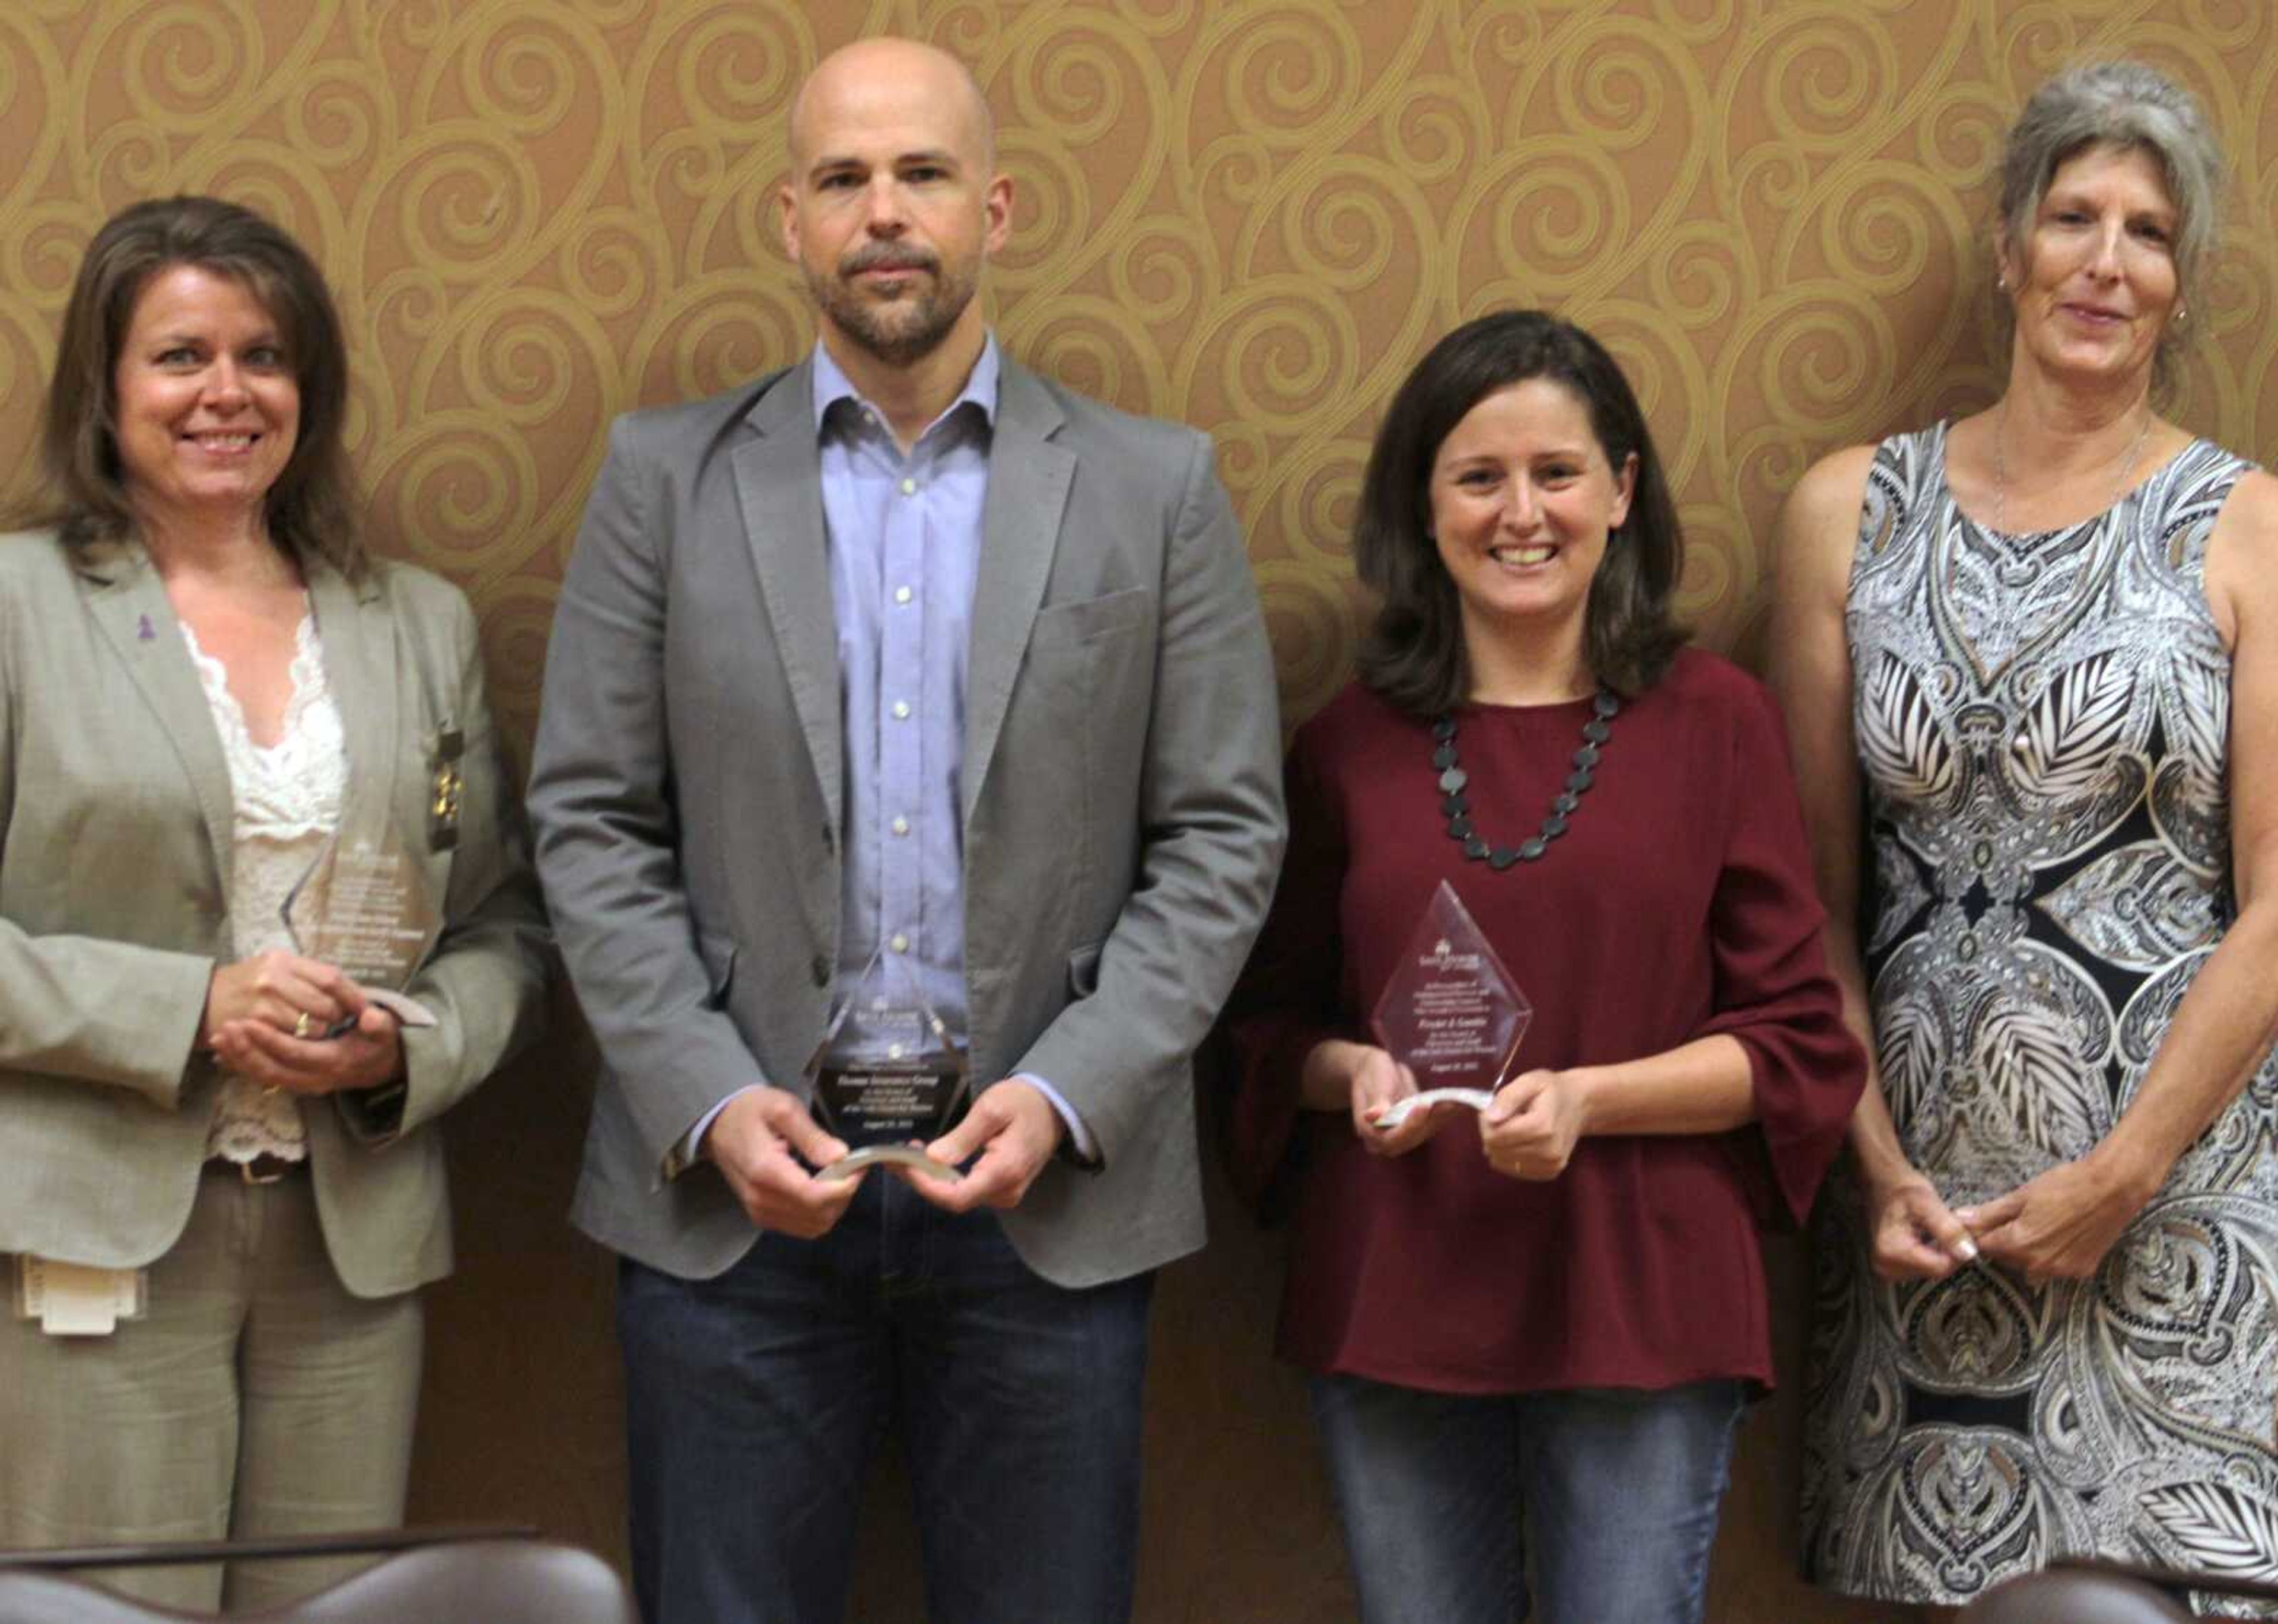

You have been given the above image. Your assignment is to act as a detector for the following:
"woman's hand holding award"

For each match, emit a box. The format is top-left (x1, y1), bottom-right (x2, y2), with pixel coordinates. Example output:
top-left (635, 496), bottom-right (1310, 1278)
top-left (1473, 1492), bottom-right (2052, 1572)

top-left (1368, 880), bottom-right (1531, 1131)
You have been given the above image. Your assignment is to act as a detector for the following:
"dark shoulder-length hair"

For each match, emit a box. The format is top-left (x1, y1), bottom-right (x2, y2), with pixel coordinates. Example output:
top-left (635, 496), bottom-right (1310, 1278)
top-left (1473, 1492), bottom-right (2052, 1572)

top-left (1353, 309), bottom-right (1687, 717)
top-left (25, 195), bottom-right (364, 578)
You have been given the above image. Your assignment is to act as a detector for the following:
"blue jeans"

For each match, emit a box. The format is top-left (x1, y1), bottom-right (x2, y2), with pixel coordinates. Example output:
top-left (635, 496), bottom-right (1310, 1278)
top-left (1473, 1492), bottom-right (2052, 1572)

top-left (1309, 1372), bottom-right (1748, 1624)
top-left (618, 1173), bottom-right (1154, 1624)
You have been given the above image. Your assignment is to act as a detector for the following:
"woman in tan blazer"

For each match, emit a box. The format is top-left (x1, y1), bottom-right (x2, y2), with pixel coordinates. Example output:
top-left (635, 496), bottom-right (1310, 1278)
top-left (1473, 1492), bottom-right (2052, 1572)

top-left (0, 196), bottom-right (548, 1612)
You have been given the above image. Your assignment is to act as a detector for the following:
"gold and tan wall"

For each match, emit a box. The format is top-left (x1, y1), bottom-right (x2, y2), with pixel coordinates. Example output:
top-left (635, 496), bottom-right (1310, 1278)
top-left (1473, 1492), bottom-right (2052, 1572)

top-left (6, 4), bottom-right (2276, 1619)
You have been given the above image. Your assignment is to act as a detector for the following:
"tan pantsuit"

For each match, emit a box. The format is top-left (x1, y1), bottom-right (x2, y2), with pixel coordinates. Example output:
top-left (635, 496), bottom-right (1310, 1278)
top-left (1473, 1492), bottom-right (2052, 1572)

top-left (0, 1169), bottom-right (422, 1610)
top-left (0, 534), bottom-right (548, 1607)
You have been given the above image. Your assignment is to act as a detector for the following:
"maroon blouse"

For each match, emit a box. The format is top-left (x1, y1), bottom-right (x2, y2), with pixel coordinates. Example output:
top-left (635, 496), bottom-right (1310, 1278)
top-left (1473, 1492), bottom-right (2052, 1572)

top-left (1226, 648), bottom-right (1863, 1394)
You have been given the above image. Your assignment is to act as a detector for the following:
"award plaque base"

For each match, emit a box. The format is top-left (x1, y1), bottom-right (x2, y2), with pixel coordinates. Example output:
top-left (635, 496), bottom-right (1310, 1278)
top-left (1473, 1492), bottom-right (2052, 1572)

top-left (1372, 1086), bottom-right (1496, 1130)
top-left (815, 1144), bottom-right (965, 1184)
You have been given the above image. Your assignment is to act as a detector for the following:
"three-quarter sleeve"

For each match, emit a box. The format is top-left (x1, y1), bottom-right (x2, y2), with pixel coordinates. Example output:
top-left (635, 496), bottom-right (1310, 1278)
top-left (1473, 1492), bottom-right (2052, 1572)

top-left (1223, 732), bottom-right (1348, 1218)
top-left (1695, 681), bottom-right (1866, 1229)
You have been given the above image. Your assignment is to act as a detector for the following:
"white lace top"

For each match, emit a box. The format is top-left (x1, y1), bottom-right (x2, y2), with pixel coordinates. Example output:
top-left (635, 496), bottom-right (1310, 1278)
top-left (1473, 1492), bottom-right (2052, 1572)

top-left (182, 612), bottom-right (348, 1165)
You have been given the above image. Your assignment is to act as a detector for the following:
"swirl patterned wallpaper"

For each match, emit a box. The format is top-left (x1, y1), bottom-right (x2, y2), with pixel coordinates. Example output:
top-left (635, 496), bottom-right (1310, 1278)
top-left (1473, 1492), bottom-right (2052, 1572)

top-left (4, 4), bottom-right (2274, 1619)
top-left (8, 1), bottom-right (2276, 740)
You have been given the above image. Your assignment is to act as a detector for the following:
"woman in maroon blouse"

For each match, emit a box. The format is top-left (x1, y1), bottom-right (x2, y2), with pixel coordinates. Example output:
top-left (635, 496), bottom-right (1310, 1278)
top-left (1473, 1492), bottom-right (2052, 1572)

top-left (1227, 310), bottom-right (1864, 1623)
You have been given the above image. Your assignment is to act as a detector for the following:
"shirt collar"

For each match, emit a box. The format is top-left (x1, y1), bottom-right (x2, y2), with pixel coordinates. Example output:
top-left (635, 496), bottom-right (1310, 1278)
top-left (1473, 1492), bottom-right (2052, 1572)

top-left (810, 335), bottom-right (1000, 441)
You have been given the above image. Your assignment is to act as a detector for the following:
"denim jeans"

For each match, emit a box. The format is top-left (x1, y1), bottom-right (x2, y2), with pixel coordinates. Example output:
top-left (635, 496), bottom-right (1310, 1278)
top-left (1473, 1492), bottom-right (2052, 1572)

top-left (617, 1172), bottom-right (1154, 1624)
top-left (1309, 1371), bottom-right (1748, 1624)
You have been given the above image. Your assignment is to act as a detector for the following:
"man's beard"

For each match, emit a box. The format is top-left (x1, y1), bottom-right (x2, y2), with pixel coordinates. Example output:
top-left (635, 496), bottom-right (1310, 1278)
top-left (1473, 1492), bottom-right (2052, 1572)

top-left (809, 241), bottom-right (978, 367)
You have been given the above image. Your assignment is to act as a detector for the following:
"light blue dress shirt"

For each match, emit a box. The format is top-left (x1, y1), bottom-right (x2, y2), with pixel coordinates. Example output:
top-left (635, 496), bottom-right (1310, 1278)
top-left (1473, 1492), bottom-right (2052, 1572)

top-left (684, 339), bottom-right (1088, 1163)
top-left (816, 339), bottom-right (991, 1054)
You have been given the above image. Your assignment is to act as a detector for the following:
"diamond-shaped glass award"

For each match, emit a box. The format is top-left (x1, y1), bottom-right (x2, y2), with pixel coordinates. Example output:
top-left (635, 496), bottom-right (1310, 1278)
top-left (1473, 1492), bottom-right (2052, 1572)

top-left (1369, 880), bottom-right (1531, 1129)
top-left (809, 948), bottom-right (969, 1183)
top-left (282, 826), bottom-right (442, 1028)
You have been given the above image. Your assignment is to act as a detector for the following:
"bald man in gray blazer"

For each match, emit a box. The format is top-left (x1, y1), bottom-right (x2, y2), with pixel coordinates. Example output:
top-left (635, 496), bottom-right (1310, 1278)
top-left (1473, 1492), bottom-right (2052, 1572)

top-left (528, 36), bottom-right (1283, 1624)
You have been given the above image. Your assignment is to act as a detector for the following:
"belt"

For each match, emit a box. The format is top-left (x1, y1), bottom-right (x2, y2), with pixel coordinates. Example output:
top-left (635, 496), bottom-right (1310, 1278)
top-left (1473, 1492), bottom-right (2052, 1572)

top-left (204, 1153), bottom-right (307, 1186)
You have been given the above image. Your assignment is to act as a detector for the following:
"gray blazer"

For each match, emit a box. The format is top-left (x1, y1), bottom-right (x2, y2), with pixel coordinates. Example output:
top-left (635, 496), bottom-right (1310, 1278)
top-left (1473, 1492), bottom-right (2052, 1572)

top-left (530, 352), bottom-right (1285, 1289)
top-left (0, 532), bottom-right (549, 1298)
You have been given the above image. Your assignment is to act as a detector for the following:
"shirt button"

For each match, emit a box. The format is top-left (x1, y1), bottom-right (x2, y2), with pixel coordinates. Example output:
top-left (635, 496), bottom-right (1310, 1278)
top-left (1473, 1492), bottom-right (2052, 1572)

top-left (891, 699), bottom-right (911, 720)
top-left (899, 477), bottom-right (917, 496)
top-left (889, 932), bottom-right (909, 953)
top-left (890, 816), bottom-right (910, 836)
top-left (894, 585), bottom-right (913, 605)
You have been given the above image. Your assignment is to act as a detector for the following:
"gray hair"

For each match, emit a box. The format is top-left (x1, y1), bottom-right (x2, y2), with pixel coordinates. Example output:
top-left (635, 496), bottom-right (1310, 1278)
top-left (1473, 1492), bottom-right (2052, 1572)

top-left (1993, 60), bottom-right (2224, 390)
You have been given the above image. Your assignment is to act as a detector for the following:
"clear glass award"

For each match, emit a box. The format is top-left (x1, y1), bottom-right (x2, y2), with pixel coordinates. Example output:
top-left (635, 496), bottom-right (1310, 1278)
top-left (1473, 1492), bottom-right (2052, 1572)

top-left (1368, 880), bottom-right (1531, 1129)
top-left (281, 826), bottom-right (443, 1030)
top-left (809, 949), bottom-right (969, 1183)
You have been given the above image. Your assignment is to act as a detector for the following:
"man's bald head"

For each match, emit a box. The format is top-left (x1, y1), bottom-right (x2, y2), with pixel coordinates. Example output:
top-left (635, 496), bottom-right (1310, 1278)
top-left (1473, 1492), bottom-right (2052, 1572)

top-left (787, 37), bottom-right (995, 174)
top-left (775, 35), bottom-right (1012, 375)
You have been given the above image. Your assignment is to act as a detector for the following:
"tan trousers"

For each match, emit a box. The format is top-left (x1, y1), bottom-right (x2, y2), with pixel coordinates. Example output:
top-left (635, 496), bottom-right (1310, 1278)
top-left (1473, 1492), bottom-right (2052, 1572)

top-left (0, 1165), bottom-right (423, 1613)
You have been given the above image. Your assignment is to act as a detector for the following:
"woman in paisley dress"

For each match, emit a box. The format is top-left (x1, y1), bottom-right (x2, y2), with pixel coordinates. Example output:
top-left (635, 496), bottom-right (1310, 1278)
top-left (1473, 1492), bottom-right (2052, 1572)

top-left (0, 198), bottom-right (548, 1609)
top-left (1773, 62), bottom-right (2278, 1616)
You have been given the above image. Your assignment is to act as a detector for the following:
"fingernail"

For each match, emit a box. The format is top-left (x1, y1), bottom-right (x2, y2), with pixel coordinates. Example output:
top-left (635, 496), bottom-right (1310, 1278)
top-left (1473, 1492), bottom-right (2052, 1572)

top-left (1954, 1238), bottom-right (1980, 1262)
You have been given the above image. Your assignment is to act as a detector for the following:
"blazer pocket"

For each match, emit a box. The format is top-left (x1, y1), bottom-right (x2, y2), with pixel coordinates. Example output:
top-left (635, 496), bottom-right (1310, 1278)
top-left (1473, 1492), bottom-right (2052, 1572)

top-left (696, 929), bottom-right (738, 1005)
top-left (1030, 587), bottom-right (1154, 652)
top-left (1068, 940), bottom-right (1105, 999)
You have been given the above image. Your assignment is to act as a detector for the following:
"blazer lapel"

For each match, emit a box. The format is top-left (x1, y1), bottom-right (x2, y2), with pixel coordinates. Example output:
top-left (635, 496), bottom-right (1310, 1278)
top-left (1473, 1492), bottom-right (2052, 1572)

top-left (731, 358), bottom-right (843, 833)
top-left (307, 562), bottom-right (400, 846)
top-left (81, 548), bottom-right (236, 889)
top-left (964, 360), bottom-right (1073, 824)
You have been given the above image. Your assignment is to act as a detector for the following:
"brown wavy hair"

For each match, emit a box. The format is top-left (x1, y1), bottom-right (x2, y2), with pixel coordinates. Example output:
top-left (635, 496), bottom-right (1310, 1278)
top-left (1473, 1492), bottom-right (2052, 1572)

top-left (24, 195), bottom-right (364, 578)
top-left (1354, 309), bottom-right (1687, 717)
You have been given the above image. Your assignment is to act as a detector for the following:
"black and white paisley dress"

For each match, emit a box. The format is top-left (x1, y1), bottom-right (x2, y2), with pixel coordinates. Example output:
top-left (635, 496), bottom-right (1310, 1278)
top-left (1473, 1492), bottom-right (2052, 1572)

top-left (1801, 423), bottom-right (2278, 1613)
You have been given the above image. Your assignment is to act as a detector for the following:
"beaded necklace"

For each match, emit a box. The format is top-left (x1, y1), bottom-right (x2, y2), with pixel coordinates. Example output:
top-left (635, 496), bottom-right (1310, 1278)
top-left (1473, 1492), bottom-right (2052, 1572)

top-left (1431, 689), bottom-right (1621, 869)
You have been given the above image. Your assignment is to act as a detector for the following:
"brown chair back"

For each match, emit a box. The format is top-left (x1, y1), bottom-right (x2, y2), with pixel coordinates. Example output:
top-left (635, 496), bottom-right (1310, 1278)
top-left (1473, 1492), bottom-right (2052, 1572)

top-left (1959, 1567), bottom-right (2196, 1623)
top-left (0, 1539), bottom-right (635, 1623)
top-left (0, 1571), bottom-right (161, 1624)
